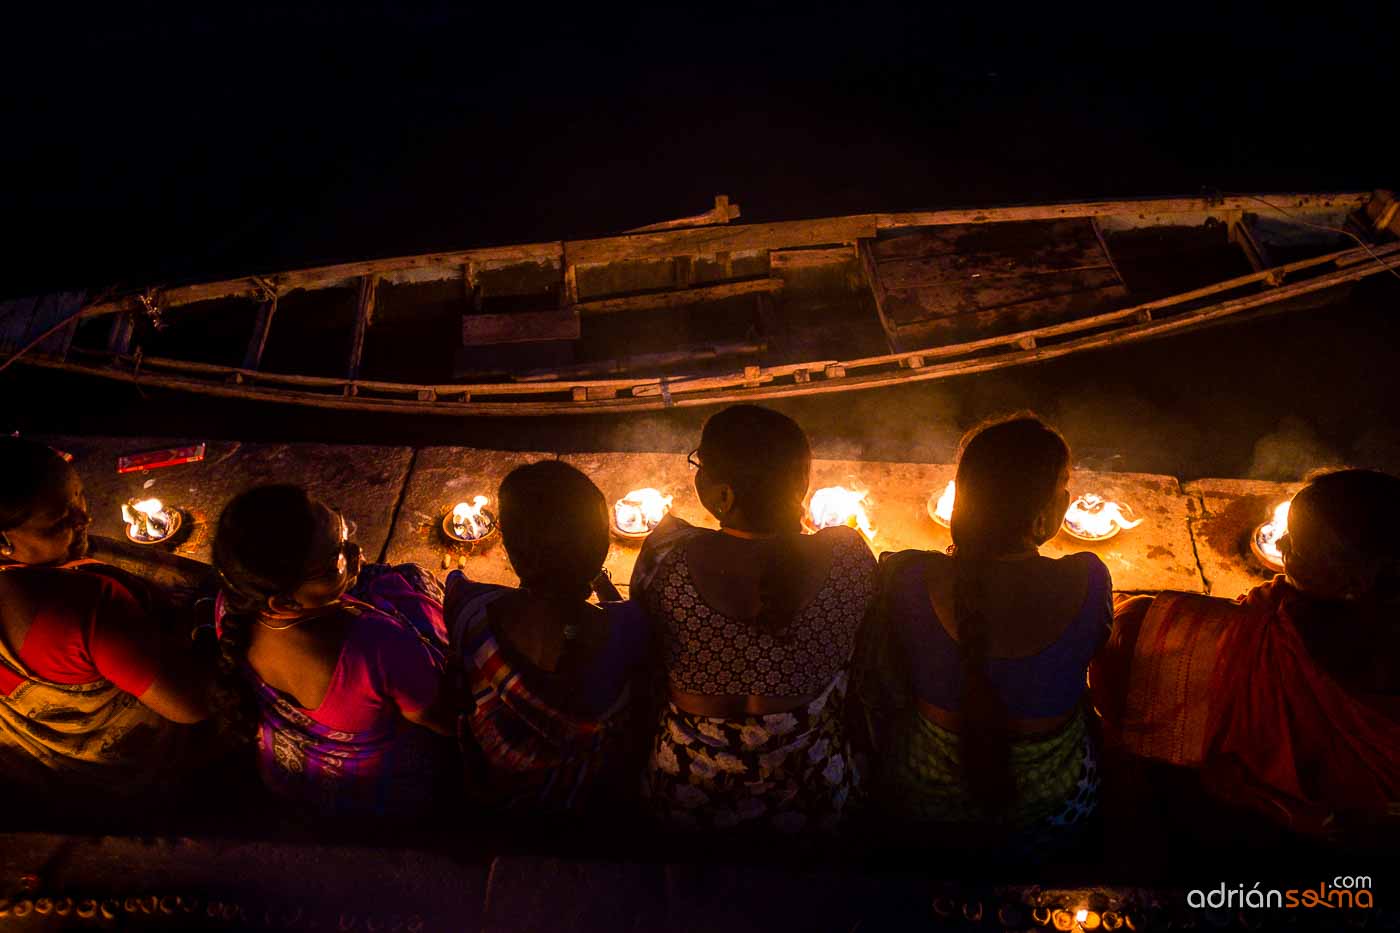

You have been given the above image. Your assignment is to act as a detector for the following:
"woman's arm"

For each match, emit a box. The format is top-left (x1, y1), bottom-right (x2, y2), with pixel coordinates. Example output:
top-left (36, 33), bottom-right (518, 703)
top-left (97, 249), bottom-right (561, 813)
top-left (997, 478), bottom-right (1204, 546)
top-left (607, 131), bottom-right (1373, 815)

top-left (1088, 594), bottom-right (1153, 742)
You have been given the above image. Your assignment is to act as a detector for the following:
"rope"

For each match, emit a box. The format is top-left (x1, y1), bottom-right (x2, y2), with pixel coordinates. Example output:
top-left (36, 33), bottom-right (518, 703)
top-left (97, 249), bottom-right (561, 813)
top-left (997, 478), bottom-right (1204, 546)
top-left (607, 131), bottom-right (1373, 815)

top-left (1225, 192), bottom-right (1400, 285)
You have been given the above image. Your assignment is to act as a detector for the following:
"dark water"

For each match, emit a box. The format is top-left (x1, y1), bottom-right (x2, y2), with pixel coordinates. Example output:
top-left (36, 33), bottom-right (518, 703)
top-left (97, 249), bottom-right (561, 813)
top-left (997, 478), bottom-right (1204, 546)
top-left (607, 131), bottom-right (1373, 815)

top-left (4, 5), bottom-right (1397, 479)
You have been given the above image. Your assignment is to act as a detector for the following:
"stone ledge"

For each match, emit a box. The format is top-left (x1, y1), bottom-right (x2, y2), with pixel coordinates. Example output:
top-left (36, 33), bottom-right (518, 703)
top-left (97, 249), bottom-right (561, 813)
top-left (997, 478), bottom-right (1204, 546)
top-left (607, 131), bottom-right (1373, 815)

top-left (1182, 477), bottom-right (1299, 598)
top-left (43, 435), bottom-right (413, 565)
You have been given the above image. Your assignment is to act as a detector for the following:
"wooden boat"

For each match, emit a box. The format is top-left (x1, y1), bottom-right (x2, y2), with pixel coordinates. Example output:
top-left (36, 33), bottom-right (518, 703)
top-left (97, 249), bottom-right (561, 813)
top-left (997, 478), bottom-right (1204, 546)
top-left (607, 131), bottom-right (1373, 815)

top-left (3, 191), bottom-right (1397, 416)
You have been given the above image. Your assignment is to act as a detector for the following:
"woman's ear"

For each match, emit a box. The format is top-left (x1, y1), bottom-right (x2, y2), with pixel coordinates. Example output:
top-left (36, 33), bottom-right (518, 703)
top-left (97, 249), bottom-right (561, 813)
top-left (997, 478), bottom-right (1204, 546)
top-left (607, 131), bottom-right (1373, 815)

top-left (266, 593), bottom-right (301, 614)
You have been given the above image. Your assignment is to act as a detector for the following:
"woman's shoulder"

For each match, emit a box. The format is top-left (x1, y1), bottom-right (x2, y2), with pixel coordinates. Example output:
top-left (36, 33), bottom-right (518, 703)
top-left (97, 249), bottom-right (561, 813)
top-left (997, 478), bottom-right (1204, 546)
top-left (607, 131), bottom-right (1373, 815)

top-left (1054, 550), bottom-right (1111, 586)
top-left (815, 525), bottom-right (878, 563)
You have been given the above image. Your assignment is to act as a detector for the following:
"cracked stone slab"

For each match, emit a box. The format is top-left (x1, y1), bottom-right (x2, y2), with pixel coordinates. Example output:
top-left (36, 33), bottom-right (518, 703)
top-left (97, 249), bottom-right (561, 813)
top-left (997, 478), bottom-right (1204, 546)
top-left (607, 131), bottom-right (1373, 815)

top-left (559, 451), bottom-right (709, 592)
top-left (382, 447), bottom-right (555, 584)
top-left (809, 462), bottom-right (1202, 593)
top-left (42, 435), bottom-right (412, 565)
top-left (1182, 477), bottom-right (1300, 599)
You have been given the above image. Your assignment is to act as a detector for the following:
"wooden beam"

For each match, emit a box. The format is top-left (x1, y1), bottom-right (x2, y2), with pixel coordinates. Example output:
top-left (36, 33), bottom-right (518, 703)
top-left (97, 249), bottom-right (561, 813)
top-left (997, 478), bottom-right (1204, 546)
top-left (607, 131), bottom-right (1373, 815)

top-left (877, 192), bottom-right (1370, 232)
top-left (346, 276), bottom-right (378, 383)
top-left (573, 277), bottom-right (782, 316)
top-left (78, 241), bottom-right (563, 318)
top-left (514, 340), bottom-right (766, 381)
top-left (566, 215), bottom-right (878, 265)
top-left (626, 195), bottom-right (742, 233)
top-left (462, 308), bottom-right (581, 346)
top-left (241, 297), bottom-right (278, 371)
top-left (856, 239), bottom-right (899, 352)
top-left (1229, 218), bottom-right (1274, 279)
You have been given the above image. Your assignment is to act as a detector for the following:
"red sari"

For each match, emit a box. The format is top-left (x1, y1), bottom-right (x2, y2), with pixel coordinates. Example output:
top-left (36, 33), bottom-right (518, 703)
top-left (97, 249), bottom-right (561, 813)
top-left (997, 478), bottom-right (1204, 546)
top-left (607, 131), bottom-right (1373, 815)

top-left (1094, 579), bottom-right (1400, 835)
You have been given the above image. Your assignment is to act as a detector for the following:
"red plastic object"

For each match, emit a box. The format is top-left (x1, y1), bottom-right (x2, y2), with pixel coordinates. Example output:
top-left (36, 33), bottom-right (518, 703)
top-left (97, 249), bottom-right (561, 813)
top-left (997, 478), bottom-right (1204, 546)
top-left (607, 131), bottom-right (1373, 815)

top-left (117, 443), bottom-right (206, 474)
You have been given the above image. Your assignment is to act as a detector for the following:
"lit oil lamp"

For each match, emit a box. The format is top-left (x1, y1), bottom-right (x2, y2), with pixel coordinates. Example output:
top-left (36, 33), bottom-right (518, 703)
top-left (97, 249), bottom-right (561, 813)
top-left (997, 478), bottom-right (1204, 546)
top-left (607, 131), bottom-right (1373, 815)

top-left (928, 480), bottom-right (956, 528)
top-left (805, 485), bottom-right (876, 542)
top-left (121, 498), bottom-right (182, 545)
top-left (1061, 493), bottom-right (1143, 542)
top-left (1250, 500), bottom-right (1289, 573)
top-left (612, 488), bottom-right (673, 541)
top-left (442, 495), bottom-right (498, 544)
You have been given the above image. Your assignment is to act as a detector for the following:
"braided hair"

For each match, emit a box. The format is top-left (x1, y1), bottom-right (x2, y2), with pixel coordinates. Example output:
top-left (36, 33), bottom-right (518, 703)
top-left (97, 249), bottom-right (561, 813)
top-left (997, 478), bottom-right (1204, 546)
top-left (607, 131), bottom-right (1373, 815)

top-left (697, 405), bottom-right (812, 635)
top-left (948, 414), bottom-right (1070, 816)
top-left (210, 484), bottom-right (326, 741)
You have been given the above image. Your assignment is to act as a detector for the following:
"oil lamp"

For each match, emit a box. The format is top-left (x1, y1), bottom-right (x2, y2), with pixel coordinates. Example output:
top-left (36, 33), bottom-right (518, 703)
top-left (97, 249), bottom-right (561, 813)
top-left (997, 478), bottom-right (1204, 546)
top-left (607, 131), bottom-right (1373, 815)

top-left (1250, 500), bottom-right (1289, 573)
top-left (805, 485), bottom-right (876, 541)
top-left (1061, 493), bottom-right (1142, 542)
top-left (442, 495), bottom-right (498, 544)
top-left (612, 488), bottom-right (672, 541)
top-left (121, 498), bottom-right (182, 545)
top-left (928, 480), bottom-right (955, 528)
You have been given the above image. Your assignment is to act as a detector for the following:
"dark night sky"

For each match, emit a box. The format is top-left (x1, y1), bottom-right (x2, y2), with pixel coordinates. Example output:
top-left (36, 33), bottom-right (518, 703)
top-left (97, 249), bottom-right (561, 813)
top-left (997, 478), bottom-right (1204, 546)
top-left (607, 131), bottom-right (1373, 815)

top-left (3, 4), bottom-right (1395, 298)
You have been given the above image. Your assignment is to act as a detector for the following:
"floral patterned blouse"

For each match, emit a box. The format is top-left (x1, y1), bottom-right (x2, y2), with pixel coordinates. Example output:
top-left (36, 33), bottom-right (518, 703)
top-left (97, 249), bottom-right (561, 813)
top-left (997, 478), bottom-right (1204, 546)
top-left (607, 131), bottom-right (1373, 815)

top-left (647, 527), bottom-right (876, 696)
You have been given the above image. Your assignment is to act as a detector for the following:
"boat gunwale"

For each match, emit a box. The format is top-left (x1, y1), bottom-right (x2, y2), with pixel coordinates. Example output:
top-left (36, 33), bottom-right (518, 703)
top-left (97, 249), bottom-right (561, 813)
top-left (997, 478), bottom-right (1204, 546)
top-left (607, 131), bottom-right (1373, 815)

top-left (26, 236), bottom-right (1399, 416)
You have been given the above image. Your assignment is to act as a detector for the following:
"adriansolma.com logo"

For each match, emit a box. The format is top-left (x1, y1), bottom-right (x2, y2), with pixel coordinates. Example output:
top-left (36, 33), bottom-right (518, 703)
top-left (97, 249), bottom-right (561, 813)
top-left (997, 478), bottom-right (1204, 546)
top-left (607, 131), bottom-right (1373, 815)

top-left (1187, 876), bottom-right (1375, 910)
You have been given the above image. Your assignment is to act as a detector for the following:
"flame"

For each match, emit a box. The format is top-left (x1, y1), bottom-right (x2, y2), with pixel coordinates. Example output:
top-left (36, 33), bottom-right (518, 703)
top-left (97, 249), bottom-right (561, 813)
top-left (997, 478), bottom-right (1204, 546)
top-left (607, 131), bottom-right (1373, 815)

top-left (930, 480), bottom-right (956, 526)
top-left (1255, 500), bottom-right (1290, 567)
top-left (614, 488), bottom-right (673, 535)
top-left (449, 495), bottom-right (492, 540)
top-left (808, 486), bottom-right (876, 541)
top-left (1062, 493), bottom-right (1143, 540)
top-left (122, 498), bottom-right (171, 540)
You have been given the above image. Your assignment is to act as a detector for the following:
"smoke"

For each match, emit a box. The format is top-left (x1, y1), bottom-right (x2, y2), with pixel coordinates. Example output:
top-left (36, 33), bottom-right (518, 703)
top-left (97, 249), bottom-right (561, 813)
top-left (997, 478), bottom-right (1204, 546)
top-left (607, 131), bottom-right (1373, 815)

top-left (1246, 416), bottom-right (1345, 481)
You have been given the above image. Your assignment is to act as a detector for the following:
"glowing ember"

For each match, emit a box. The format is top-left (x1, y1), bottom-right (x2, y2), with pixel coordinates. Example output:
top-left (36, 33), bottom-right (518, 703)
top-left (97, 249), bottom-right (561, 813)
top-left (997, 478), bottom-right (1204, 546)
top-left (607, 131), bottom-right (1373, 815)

top-left (122, 497), bottom-right (178, 543)
top-left (1252, 500), bottom-right (1290, 572)
top-left (446, 496), bottom-right (494, 541)
top-left (807, 486), bottom-right (876, 541)
top-left (928, 480), bottom-right (956, 527)
top-left (1061, 493), bottom-right (1143, 541)
top-left (613, 488), bottom-right (672, 537)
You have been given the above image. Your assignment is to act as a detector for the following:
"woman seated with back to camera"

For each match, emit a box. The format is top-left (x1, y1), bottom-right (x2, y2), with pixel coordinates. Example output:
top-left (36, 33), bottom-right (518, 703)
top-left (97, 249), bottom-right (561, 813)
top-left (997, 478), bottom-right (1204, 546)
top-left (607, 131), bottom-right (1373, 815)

top-left (631, 405), bottom-right (876, 834)
top-left (1091, 469), bottom-right (1400, 841)
top-left (0, 437), bottom-right (207, 804)
top-left (444, 460), bottom-right (649, 812)
top-left (211, 484), bottom-right (455, 819)
top-left (855, 414), bottom-right (1110, 860)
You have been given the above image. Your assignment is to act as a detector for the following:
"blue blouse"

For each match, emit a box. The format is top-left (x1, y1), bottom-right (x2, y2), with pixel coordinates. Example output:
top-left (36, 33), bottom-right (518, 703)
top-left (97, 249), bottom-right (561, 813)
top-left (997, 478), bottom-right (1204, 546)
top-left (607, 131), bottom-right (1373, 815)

top-left (889, 552), bottom-right (1112, 719)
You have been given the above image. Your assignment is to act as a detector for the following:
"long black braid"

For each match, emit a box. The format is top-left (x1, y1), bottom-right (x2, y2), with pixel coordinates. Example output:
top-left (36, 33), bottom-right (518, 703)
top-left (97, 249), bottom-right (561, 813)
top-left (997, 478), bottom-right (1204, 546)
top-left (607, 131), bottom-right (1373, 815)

top-left (948, 414), bottom-right (1069, 817)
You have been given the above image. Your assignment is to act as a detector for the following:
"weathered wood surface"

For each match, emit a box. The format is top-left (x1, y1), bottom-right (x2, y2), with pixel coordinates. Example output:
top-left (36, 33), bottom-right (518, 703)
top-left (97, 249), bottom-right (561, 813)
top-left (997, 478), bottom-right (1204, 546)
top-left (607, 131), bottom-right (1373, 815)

top-left (877, 191), bottom-right (1369, 231)
top-left (42, 435), bottom-right (413, 564)
top-left (380, 447), bottom-right (555, 583)
top-left (63, 193), bottom-right (1371, 322)
top-left (461, 308), bottom-right (582, 345)
top-left (573, 276), bottom-right (782, 316)
top-left (883, 268), bottom-right (1125, 323)
top-left (624, 194), bottom-right (741, 234)
top-left (565, 214), bottom-right (880, 265)
top-left (346, 275), bottom-right (378, 381)
top-left (78, 242), bottom-right (564, 318)
top-left (1181, 477), bottom-right (1299, 599)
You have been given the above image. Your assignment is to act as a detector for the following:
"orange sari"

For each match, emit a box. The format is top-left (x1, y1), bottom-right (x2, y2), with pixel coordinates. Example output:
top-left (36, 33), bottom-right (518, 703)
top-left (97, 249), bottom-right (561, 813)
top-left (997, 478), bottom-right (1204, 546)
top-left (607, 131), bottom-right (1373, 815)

top-left (1098, 579), bottom-right (1400, 835)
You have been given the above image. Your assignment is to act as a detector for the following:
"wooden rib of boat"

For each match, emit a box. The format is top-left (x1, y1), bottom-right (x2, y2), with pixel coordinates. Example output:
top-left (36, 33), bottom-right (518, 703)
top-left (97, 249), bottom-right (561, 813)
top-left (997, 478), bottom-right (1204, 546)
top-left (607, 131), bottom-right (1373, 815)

top-left (3, 190), bottom-right (1397, 416)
